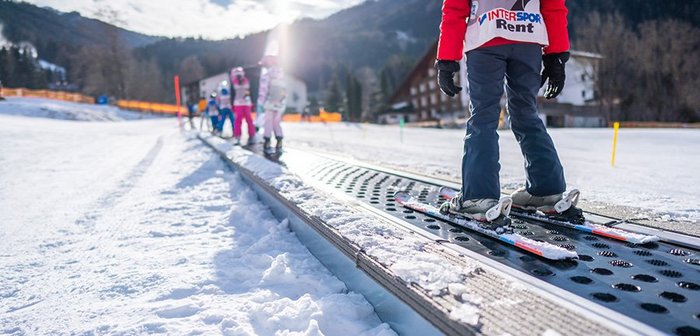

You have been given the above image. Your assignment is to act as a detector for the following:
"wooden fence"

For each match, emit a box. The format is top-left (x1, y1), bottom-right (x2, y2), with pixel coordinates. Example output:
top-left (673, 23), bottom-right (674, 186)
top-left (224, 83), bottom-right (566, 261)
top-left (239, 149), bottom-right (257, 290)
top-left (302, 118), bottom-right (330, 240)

top-left (0, 87), bottom-right (94, 104)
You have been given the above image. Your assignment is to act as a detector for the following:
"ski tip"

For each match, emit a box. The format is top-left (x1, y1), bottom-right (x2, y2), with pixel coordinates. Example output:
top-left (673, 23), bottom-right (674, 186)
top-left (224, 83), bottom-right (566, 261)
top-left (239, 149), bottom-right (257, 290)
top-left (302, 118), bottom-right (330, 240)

top-left (637, 235), bottom-right (661, 244)
top-left (439, 186), bottom-right (459, 199)
top-left (393, 191), bottom-right (411, 202)
top-left (438, 186), bottom-right (454, 193)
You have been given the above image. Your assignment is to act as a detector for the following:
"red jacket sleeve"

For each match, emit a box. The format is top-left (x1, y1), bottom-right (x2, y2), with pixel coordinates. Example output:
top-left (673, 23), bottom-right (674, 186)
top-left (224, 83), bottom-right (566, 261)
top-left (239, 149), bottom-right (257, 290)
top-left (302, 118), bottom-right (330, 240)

top-left (541, 0), bottom-right (570, 54)
top-left (437, 0), bottom-right (469, 61)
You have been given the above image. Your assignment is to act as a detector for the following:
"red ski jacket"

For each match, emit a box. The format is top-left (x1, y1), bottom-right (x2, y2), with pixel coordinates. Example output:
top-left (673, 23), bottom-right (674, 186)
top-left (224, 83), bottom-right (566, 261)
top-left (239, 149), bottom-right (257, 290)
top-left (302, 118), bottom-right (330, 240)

top-left (437, 0), bottom-right (570, 60)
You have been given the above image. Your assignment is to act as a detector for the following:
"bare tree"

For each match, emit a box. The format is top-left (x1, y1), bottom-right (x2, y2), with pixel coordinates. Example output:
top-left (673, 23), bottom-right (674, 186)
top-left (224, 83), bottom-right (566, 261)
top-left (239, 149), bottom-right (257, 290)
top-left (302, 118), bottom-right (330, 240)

top-left (631, 20), bottom-right (700, 122)
top-left (576, 12), bottom-right (637, 122)
top-left (576, 13), bottom-right (700, 122)
top-left (178, 56), bottom-right (205, 84)
top-left (125, 58), bottom-right (166, 101)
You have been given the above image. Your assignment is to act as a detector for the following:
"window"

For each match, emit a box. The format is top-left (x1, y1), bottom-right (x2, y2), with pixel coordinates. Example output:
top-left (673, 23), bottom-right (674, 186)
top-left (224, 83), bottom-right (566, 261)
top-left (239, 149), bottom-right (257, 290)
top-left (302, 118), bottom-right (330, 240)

top-left (410, 87), bottom-right (417, 96)
top-left (428, 68), bottom-right (436, 77)
top-left (420, 96), bottom-right (428, 107)
top-left (582, 90), bottom-right (586, 99)
top-left (428, 81), bottom-right (436, 90)
top-left (440, 94), bottom-right (447, 103)
top-left (419, 83), bottom-right (426, 93)
top-left (412, 99), bottom-right (419, 107)
top-left (430, 94), bottom-right (438, 104)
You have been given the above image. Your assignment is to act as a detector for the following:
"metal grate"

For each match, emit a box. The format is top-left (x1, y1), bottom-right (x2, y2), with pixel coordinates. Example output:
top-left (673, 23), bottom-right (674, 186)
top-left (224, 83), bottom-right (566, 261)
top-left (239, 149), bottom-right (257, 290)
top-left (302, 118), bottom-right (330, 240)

top-left (303, 159), bottom-right (700, 336)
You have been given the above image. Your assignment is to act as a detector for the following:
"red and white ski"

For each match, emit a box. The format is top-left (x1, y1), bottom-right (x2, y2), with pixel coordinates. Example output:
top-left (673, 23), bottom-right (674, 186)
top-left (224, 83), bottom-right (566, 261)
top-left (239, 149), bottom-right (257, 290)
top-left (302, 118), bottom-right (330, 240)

top-left (439, 187), bottom-right (659, 244)
top-left (395, 191), bottom-right (578, 260)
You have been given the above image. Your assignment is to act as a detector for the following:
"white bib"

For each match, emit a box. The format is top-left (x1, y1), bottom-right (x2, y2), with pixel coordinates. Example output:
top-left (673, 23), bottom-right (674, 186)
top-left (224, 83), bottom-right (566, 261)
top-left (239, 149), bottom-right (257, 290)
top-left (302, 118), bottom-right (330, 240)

top-left (465, 0), bottom-right (549, 52)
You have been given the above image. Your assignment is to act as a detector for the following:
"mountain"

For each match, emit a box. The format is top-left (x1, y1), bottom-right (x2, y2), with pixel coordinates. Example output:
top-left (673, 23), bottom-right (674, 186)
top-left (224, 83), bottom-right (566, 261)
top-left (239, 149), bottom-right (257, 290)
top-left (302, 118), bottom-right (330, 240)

top-left (135, 0), bottom-right (441, 91)
top-left (0, 1), bottom-right (162, 60)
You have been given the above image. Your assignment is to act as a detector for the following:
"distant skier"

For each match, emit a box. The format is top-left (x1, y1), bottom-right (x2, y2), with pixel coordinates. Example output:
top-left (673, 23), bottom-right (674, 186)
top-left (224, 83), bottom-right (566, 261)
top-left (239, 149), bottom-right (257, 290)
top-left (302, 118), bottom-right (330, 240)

top-left (230, 67), bottom-right (256, 146)
top-left (257, 62), bottom-right (287, 153)
top-left (187, 100), bottom-right (197, 129)
top-left (205, 92), bottom-right (220, 134)
top-left (435, 0), bottom-right (584, 230)
top-left (216, 80), bottom-right (235, 136)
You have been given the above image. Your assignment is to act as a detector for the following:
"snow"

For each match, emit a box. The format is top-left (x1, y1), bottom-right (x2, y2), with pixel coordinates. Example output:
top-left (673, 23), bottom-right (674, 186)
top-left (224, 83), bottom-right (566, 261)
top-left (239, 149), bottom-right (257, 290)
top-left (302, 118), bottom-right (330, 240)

top-left (0, 109), bottom-right (392, 334)
top-left (0, 97), bottom-right (154, 121)
top-left (201, 139), bottom-right (483, 295)
top-left (38, 60), bottom-right (66, 73)
top-left (3, 97), bottom-right (696, 334)
top-left (283, 122), bottom-right (700, 224)
top-left (0, 23), bottom-right (12, 48)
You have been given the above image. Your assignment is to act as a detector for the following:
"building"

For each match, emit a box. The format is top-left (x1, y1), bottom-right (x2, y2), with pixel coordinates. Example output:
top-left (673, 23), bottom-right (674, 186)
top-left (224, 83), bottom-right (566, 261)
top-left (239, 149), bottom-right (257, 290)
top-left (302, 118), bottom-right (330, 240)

top-left (384, 40), bottom-right (604, 127)
top-left (283, 75), bottom-right (308, 114)
top-left (380, 41), bottom-right (467, 125)
top-left (181, 68), bottom-right (308, 114)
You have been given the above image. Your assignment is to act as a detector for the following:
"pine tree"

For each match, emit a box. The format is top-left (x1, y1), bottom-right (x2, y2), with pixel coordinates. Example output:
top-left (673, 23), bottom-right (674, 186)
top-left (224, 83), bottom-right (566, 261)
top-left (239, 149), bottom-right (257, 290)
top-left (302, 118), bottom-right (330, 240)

top-left (350, 77), bottom-right (362, 121)
top-left (380, 66), bottom-right (395, 102)
top-left (325, 73), bottom-right (343, 114)
top-left (0, 47), bottom-right (12, 87)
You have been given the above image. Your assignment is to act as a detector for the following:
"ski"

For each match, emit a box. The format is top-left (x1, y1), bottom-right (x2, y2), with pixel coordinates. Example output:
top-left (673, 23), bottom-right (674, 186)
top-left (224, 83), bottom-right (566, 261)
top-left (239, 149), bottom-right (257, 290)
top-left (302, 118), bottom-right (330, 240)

top-left (439, 187), bottom-right (659, 244)
top-left (394, 191), bottom-right (578, 260)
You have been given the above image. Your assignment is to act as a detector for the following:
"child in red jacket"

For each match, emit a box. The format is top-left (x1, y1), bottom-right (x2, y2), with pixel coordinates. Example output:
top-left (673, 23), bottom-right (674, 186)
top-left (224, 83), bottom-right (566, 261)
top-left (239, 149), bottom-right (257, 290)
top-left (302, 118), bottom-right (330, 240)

top-left (436, 0), bottom-right (583, 231)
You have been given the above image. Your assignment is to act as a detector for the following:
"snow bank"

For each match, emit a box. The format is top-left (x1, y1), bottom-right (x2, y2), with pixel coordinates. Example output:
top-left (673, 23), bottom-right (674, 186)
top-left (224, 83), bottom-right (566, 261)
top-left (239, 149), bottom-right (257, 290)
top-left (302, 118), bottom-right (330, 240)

top-left (203, 136), bottom-right (497, 328)
top-left (0, 97), bottom-right (155, 121)
top-left (0, 114), bottom-right (392, 335)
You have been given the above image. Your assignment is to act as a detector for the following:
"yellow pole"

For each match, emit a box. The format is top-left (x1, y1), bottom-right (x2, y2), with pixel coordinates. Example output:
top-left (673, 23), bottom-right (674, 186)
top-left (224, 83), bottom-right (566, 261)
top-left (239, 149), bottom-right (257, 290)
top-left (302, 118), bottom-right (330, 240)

top-left (611, 122), bottom-right (620, 167)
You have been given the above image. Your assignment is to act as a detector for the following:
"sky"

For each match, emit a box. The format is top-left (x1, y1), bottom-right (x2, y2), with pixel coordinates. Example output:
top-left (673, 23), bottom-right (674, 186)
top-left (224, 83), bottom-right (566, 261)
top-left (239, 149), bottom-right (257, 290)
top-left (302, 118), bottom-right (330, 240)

top-left (24, 0), bottom-right (366, 39)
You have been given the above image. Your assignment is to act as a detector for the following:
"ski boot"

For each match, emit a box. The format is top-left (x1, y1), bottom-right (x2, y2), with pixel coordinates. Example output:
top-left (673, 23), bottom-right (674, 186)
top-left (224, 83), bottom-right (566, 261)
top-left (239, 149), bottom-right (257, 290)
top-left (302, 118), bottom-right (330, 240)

top-left (233, 137), bottom-right (241, 146)
top-left (245, 134), bottom-right (256, 147)
top-left (275, 136), bottom-right (283, 153)
top-left (440, 193), bottom-right (513, 234)
top-left (263, 137), bottom-right (274, 154)
top-left (510, 188), bottom-right (585, 224)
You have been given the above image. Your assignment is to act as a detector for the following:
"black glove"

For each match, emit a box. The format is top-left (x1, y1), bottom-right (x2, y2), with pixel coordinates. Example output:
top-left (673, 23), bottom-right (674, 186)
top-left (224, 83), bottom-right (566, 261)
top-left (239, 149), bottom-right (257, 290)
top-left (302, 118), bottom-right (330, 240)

top-left (541, 51), bottom-right (570, 99)
top-left (435, 60), bottom-right (462, 97)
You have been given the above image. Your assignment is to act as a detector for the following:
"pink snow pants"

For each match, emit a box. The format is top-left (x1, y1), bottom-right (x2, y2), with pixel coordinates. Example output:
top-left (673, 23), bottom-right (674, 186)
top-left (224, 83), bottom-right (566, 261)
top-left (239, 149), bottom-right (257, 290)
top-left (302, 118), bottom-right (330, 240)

top-left (263, 109), bottom-right (283, 138)
top-left (233, 105), bottom-right (255, 138)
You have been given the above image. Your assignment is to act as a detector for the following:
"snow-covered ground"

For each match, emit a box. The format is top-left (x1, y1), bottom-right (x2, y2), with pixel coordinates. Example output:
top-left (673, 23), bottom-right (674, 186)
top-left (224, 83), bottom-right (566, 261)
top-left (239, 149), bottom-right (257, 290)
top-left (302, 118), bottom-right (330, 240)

top-left (284, 122), bottom-right (700, 224)
top-left (2, 98), bottom-right (698, 334)
top-left (0, 103), bottom-right (393, 335)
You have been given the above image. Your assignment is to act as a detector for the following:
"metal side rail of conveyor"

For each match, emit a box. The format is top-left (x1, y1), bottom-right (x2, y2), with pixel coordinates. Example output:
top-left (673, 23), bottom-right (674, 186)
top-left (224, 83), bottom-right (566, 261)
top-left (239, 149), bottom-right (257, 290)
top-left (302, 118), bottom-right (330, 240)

top-left (196, 134), bottom-right (696, 336)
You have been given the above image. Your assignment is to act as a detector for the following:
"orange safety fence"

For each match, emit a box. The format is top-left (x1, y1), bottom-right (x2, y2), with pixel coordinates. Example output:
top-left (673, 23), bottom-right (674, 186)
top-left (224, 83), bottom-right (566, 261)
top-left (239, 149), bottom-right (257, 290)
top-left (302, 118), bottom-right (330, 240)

top-left (0, 87), bottom-right (95, 104)
top-left (116, 100), bottom-right (185, 115)
top-left (0, 88), bottom-right (344, 122)
top-left (265, 109), bottom-right (341, 123)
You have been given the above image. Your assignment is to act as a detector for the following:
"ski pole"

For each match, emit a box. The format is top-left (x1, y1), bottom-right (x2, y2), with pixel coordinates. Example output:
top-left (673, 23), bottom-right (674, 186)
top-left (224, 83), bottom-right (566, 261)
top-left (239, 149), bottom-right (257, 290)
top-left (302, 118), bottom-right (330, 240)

top-left (611, 121), bottom-right (619, 167)
top-left (399, 116), bottom-right (404, 144)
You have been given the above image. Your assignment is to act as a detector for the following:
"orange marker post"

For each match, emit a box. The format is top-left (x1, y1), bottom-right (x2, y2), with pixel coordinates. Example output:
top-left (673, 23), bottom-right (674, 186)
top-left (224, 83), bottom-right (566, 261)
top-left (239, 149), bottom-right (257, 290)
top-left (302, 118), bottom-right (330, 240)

top-left (173, 75), bottom-right (182, 127)
top-left (611, 122), bottom-right (620, 167)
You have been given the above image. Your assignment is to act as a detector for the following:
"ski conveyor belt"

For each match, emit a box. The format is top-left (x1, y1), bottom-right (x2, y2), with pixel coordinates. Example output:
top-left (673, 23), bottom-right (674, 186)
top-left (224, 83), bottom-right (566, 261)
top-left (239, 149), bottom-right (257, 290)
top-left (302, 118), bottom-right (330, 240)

top-left (279, 147), bottom-right (700, 336)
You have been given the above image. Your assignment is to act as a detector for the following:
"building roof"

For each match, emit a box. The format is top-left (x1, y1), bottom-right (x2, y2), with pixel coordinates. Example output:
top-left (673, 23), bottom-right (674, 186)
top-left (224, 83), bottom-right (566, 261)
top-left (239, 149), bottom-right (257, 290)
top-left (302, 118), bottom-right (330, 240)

top-left (388, 39), bottom-right (439, 103)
